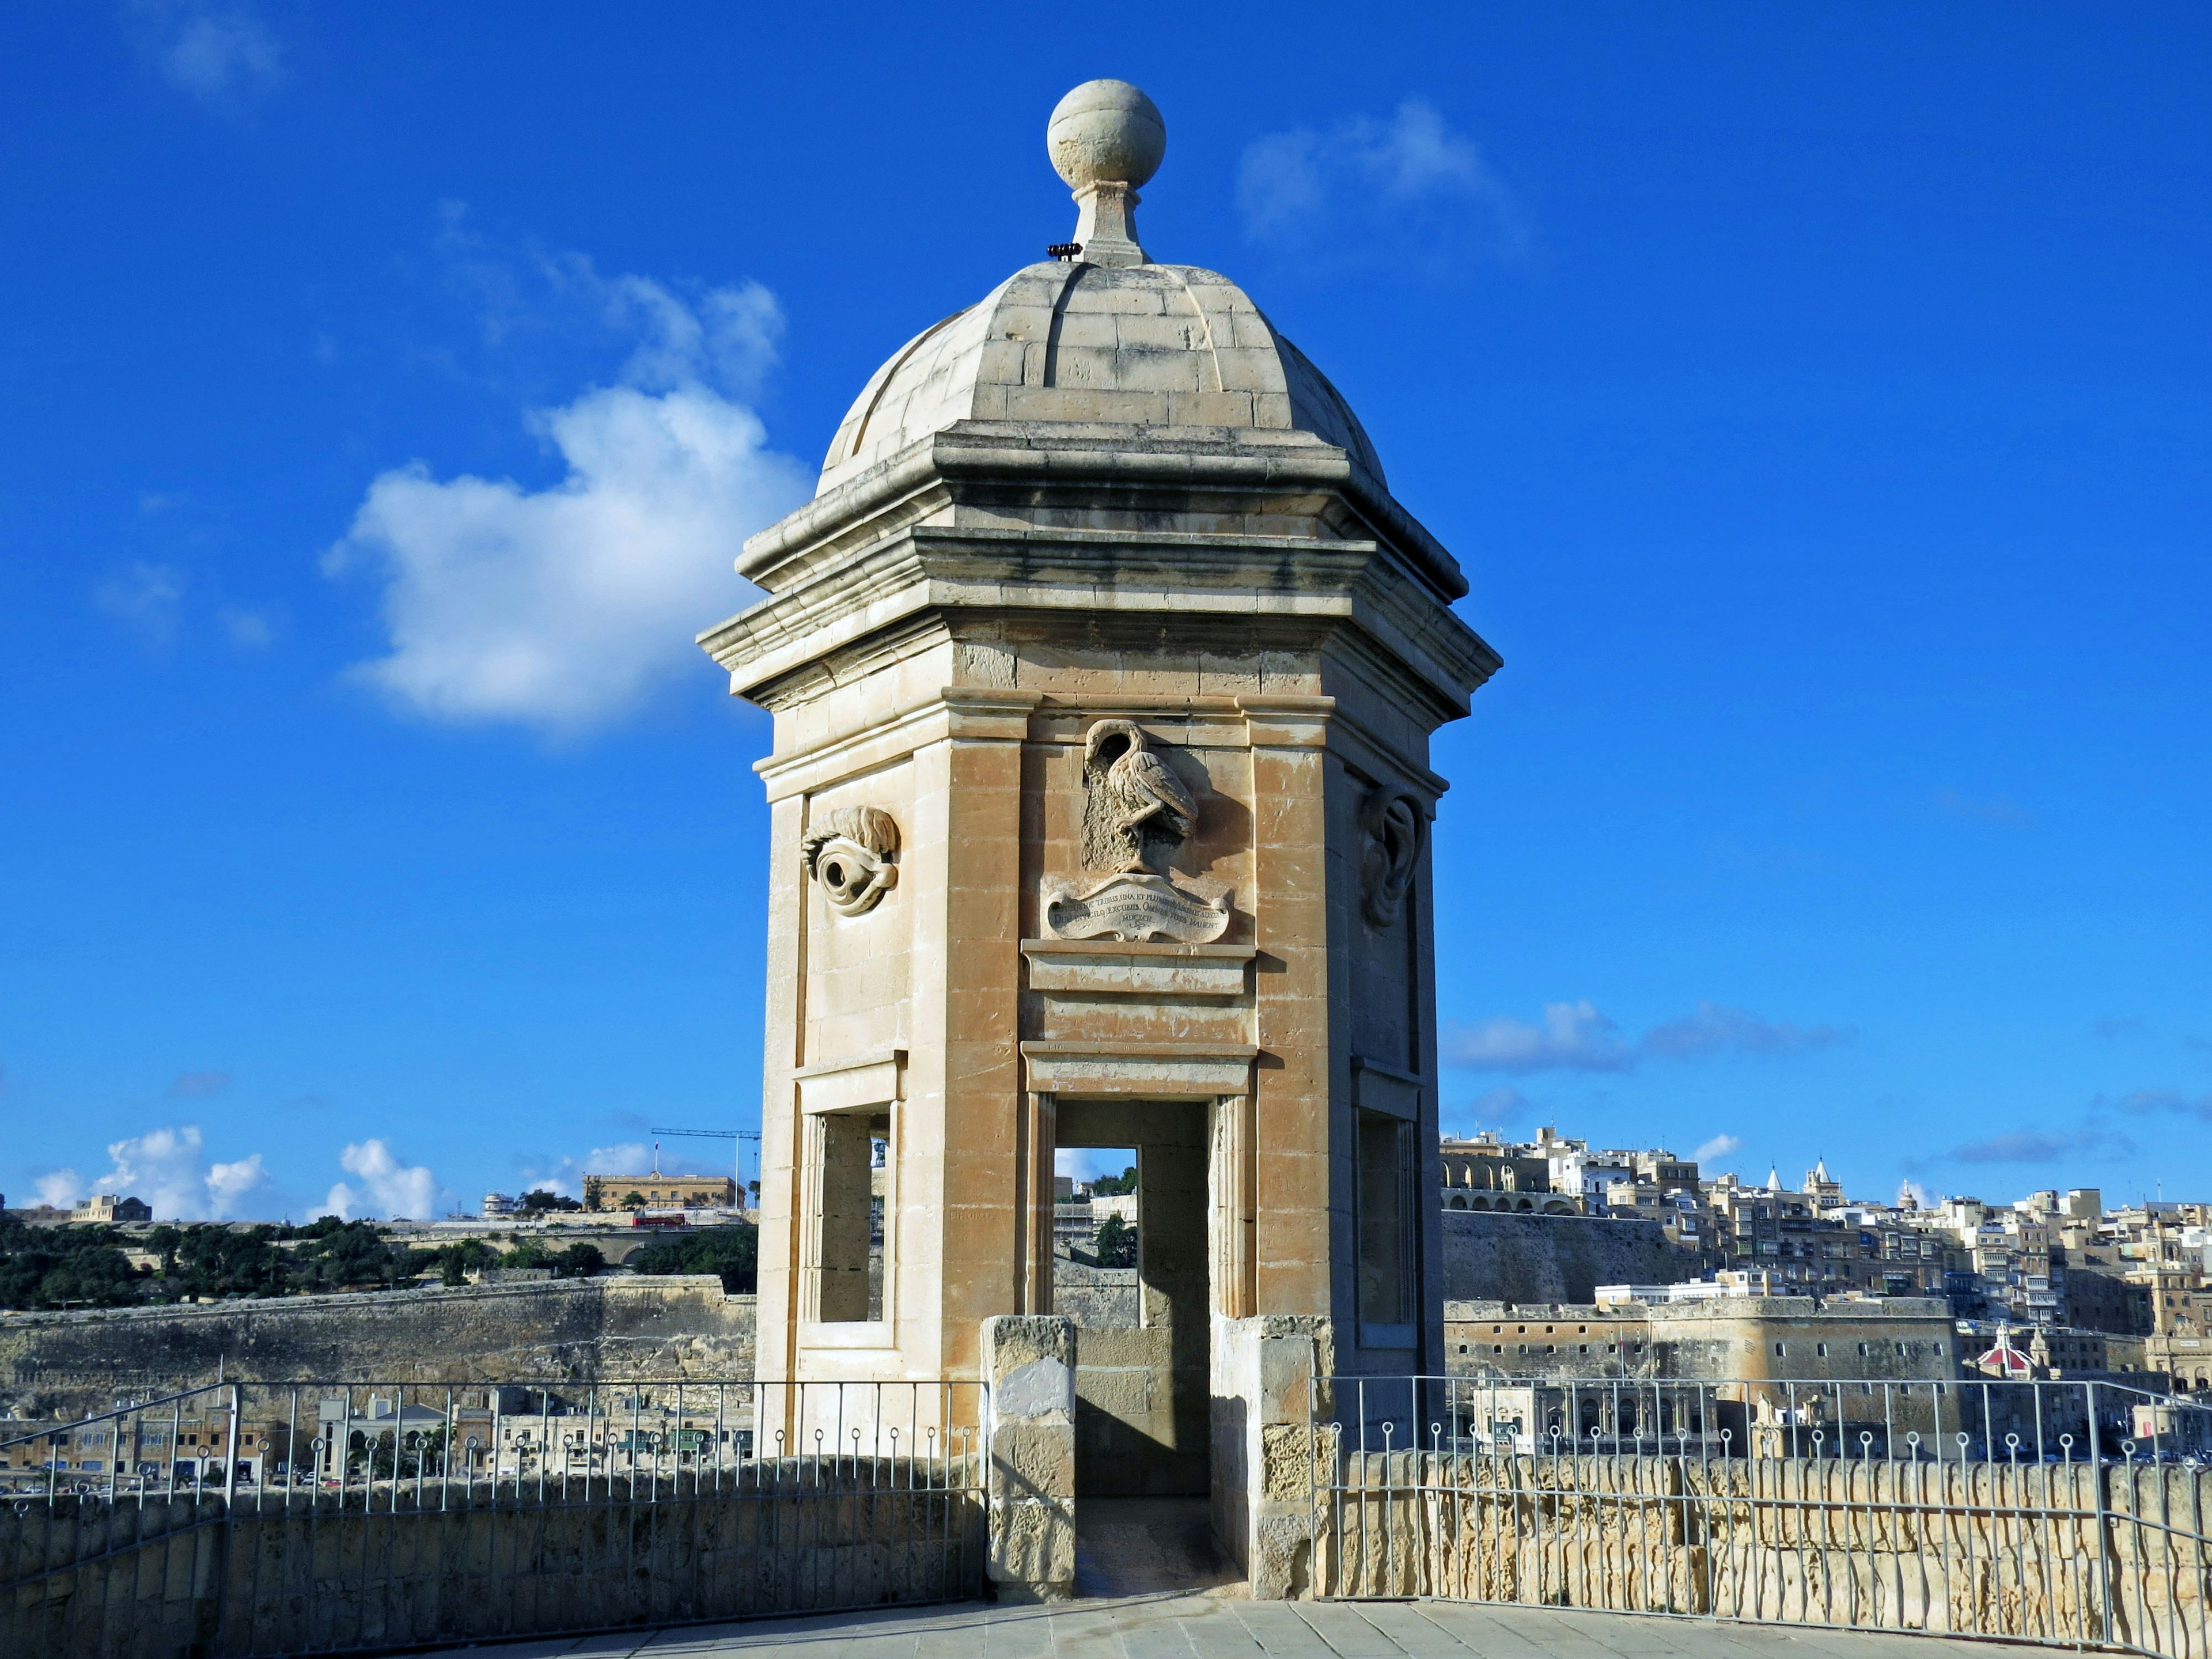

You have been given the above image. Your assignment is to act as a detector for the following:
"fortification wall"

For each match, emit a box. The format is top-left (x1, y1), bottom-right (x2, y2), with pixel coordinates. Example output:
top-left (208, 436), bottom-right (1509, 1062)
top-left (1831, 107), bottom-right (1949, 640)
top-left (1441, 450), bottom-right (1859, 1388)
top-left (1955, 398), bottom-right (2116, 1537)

top-left (0, 1277), bottom-right (755, 1408)
top-left (1440, 1211), bottom-right (1696, 1305)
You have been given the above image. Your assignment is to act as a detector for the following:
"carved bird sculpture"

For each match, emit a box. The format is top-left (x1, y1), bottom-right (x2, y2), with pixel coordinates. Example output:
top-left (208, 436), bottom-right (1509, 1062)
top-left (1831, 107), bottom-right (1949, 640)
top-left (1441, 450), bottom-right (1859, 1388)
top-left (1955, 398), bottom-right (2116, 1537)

top-left (1081, 719), bottom-right (1198, 873)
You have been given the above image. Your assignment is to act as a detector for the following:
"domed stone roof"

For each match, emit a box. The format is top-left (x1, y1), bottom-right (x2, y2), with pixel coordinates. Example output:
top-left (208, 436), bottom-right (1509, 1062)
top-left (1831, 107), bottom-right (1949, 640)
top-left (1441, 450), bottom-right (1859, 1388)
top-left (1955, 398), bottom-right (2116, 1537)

top-left (817, 260), bottom-right (1385, 497)
top-left (814, 79), bottom-right (1384, 501)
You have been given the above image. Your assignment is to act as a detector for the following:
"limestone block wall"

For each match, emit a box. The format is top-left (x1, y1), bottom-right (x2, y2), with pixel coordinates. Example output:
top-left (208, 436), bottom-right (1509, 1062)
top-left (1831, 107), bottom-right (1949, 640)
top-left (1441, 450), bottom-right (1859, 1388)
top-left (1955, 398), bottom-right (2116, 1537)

top-left (1441, 1211), bottom-right (1697, 1304)
top-left (1316, 1450), bottom-right (2210, 1656)
top-left (1645, 1297), bottom-right (1959, 1383)
top-left (1, 1466), bottom-right (983, 1659)
top-left (1210, 1312), bottom-right (1332, 1599)
top-left (0, 1279), bottom-right (755, 1411)
top-left (982, 1314), bottom-right (1076, 1601)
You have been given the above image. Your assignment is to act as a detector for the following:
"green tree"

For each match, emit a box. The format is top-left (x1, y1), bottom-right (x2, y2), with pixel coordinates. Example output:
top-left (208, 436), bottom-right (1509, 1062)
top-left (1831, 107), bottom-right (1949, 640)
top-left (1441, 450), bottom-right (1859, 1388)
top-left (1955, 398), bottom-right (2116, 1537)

top-left (0, 1221), bottom-right (143, 1310)
top-left (516, 1190), bottom-right (581, 1214)
top-left (630, 1226), bottom-right (757, 1293)
top-left (1088, 1165), bottom-right (1139, 1196)
top-left (554, 1243), bottom-right (604, 1278)
top-left (289, 1221), bottom-right (407, 1292)
top-left (1093, 1214), bottom-right (1138, 1268)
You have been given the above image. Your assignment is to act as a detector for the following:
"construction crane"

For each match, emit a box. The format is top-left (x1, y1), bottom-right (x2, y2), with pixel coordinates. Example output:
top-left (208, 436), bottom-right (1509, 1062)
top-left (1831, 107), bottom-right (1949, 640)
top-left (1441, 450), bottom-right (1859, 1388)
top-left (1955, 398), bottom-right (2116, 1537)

top-left (649, 1127), bottom-right (762, 1202)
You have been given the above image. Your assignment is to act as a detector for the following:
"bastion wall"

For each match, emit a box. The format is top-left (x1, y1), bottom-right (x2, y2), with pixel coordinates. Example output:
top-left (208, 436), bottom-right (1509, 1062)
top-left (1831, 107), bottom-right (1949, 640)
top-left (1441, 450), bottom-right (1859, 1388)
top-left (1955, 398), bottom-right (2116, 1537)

top-left (1441, 1211), bottom-right (1698, 1304)
top-left (0, 1277), bottom-right (755, 1409)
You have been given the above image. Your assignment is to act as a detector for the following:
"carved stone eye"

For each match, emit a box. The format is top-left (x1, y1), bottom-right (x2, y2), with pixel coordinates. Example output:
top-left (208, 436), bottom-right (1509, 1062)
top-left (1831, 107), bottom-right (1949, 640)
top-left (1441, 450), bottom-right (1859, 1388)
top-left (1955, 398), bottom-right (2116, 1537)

top-left (802, 806), bottom-right (901, 918)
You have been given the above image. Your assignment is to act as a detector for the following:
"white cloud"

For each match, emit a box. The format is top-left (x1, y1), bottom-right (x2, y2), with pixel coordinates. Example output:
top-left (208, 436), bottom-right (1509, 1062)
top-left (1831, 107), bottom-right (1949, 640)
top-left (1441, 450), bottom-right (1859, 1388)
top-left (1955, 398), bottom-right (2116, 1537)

top-left (1446, 1001), bottom-right (1630, 1073)
top-left (1642, 1002), bottom-right (1845, 1060)
top-left (1692, 1134), bottom-right (1742, 1166)
top-left (1055, 1148), bottom-right (1136, 1185)
top-left (206, 1154), bottom-right (268, 1210)
top-left (1441, 1085), bottom-right (1532, 1139)
top-left (518, 1142), bottom-right (719, 1199)
top-left (44, 1126), bottom-right (273, 1221)
top-left (325, 265), bottom-right (806, 738)
top-left (320, 1139), bottom-right (441, 1221)
top-left (1238, 100), bottom-right (1533, 262)
top-left (96, 562), bottom-right (186, 645)
top-left (128, 2), bottom-right (284, 104)
top-left (1446, 999), bottom-right (1849, 1074)
top-left (1950, 1127), bottom-right (2133, 1165)
top-left (219, 607), bottom-right (283, 649)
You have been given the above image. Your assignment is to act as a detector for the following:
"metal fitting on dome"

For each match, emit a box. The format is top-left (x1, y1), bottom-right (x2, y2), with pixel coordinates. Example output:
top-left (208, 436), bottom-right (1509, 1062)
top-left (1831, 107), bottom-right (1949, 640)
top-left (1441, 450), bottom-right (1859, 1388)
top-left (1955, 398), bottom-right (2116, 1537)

top-left (1047, 80), bottom-right (1162, 268)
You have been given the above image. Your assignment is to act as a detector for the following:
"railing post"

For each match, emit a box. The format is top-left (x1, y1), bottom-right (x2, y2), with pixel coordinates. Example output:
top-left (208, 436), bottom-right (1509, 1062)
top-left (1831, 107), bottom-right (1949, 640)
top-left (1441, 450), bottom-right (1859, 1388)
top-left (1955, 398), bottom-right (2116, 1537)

top-left (1217, 1313), bottom-right (1330, 1597)
top-left (981, 1314), bottom-right (1077, 1601)
top-left (2089, 1380), bottom-right (2116, 1646)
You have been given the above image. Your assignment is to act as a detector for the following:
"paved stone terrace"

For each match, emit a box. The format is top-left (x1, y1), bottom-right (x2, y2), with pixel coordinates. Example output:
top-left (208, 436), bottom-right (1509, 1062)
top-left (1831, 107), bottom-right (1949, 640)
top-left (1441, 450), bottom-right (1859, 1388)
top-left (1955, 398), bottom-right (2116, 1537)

top-left (423, 1595), bottom-right (2063, 1659)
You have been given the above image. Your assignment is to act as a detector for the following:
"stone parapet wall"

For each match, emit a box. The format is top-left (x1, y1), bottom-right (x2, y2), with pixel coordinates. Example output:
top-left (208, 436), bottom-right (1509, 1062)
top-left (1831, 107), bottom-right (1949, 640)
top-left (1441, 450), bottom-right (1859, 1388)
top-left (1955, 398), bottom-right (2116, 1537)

top-left (1317, 1449), bottom-right (2209, 1655)
top-left (1, 1465), bottom-right (982, 1659)
top-left (0, 1279), bottom-right (755, 1410)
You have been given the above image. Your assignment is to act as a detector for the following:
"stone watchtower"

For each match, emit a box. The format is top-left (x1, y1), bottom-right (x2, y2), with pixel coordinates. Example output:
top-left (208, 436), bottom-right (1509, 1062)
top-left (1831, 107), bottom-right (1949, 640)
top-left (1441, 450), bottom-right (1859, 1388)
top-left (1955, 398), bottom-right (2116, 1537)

top-left (702, 80), bottom-right (1497, 1579)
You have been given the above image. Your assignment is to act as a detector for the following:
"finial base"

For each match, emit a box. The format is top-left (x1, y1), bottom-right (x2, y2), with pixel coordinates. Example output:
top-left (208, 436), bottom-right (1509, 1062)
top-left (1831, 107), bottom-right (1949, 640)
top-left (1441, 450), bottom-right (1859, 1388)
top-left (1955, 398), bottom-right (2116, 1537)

top-left (1071, 181), bottom-right (1147, 268)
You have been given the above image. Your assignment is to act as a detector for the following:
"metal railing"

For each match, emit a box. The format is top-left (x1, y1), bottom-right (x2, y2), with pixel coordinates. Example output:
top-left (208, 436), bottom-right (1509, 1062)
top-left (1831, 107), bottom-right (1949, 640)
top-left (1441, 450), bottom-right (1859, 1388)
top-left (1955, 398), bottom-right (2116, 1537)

top-left (1, 1376), bottom-right (987, 1659)
top-left (1311, 1374), bottom-right (2212, 1659)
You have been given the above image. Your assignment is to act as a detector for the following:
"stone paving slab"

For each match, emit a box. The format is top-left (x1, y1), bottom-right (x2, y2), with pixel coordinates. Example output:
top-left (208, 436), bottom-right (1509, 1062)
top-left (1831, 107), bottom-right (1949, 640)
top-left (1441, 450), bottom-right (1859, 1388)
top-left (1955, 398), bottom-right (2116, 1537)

top-left (414, 1596), bottom-right (2077, 1659)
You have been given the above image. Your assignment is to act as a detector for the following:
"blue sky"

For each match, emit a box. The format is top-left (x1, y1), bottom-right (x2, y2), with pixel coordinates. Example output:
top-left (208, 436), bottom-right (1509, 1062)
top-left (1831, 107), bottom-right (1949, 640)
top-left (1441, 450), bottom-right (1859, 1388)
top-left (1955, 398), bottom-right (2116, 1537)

top-left (3, 4), bottom-right (2209, 1222)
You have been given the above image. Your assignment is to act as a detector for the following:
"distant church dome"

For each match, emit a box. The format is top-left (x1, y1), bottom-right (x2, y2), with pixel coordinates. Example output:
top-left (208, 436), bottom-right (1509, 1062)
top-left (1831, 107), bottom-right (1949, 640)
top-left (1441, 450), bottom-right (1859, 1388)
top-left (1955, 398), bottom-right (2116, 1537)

top-left (816, 81), bottom-right (1386, 498)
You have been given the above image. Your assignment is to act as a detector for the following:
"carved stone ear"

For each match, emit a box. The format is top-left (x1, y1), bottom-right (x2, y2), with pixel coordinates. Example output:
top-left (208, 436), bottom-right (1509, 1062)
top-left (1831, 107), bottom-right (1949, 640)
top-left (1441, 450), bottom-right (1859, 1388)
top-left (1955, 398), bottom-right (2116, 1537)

top-left (1358, 784), bottom-right (1425, 927)
top-left (802, 806), bottom-right (901, 917)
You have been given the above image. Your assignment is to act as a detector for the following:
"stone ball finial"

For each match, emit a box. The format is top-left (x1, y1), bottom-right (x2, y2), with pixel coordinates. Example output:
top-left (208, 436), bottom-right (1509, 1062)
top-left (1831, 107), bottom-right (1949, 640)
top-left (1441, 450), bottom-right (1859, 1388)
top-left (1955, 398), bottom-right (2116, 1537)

top-left (1047, 79), bottom-right (1165, 191)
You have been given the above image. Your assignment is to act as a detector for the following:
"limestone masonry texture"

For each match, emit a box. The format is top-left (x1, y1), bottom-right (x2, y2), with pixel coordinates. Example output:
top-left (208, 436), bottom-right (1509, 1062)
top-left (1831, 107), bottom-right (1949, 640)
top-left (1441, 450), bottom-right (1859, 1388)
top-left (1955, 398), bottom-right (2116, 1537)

top-left (0, 1278), bottom-right (753, 1406)
top-left (1440, 1211), bottom-right (1696, 1304)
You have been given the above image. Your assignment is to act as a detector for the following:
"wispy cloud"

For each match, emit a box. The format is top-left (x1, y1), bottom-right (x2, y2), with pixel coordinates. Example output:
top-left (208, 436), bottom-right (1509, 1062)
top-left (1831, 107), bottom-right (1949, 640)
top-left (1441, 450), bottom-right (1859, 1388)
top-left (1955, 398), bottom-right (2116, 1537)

top-left (2109, 1088), bottom-right (2212, 1123)
top-left (2091, 1016), bottom-right (2146, 1040)
top-left (1643, 1002), bottom-right (1846, 1060)
top-left (1693, 1134), bottom-right (1743, 1165)
top-left (320, 1139), bottom-right (441, 1221)
top-left (1447, 1001), bottom-right (1628, 1072)
top-left (1445, 999), bottom-right (1846, 1074)
top-left (1935, 789), bottom-right (2034, 830)
top-left (96, 562), bottom-right (186, 645)
top-left (1442, 1085), bottom-right (1532, 1139)
top-left (516, 1142), bottom-right (719, 1200)
top-left (325, 229), bottom-right (807, 739)
top-left (37, 1124), bottom-right (271, 1220)
top-left (1055, 1148), bottom-right (1136, 1185)
top-left (168, 1070), bottom-right (231, 1097)
top-left (126, 1), bottom-right (285, 107)
top-left (1950, 1126), bottom-right (2134, 1165)
top-left (1238, 100), bottom-right (1533, 266)
top-left (219, 606), bottom-right (283, 649)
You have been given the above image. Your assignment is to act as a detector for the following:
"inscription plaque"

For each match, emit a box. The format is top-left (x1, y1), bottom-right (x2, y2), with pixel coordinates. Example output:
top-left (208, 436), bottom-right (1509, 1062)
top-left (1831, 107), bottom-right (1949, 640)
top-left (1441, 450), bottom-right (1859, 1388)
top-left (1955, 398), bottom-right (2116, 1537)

top-left (1041, 872), bottom-right (1232, 944)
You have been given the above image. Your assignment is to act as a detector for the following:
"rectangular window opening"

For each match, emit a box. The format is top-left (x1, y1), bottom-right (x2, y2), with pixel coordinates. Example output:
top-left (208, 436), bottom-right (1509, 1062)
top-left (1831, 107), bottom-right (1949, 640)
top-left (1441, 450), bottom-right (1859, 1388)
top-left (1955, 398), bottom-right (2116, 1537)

top-left (812, 1109), bottom-right (890, 1323)
top-left (1355, 1108), bottom-right (1414, 1330)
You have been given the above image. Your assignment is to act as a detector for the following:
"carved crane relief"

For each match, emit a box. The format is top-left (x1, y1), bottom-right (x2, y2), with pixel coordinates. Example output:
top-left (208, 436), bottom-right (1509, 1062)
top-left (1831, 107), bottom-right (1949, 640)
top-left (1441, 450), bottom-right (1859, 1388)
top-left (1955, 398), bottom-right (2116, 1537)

top-left (1080, 719), bottom-right (1197, 874)
top-left (1046, 719), bottom-right (1231, 944)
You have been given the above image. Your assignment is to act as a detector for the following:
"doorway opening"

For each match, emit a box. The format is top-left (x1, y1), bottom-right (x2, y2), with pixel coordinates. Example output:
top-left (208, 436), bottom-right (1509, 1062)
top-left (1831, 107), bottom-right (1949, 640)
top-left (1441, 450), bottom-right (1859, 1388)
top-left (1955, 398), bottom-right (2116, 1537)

top-left (1054, 1146), bottom-right (1139, 1327)
top-left (1054, 1104), bottom-right (1210, 1496)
